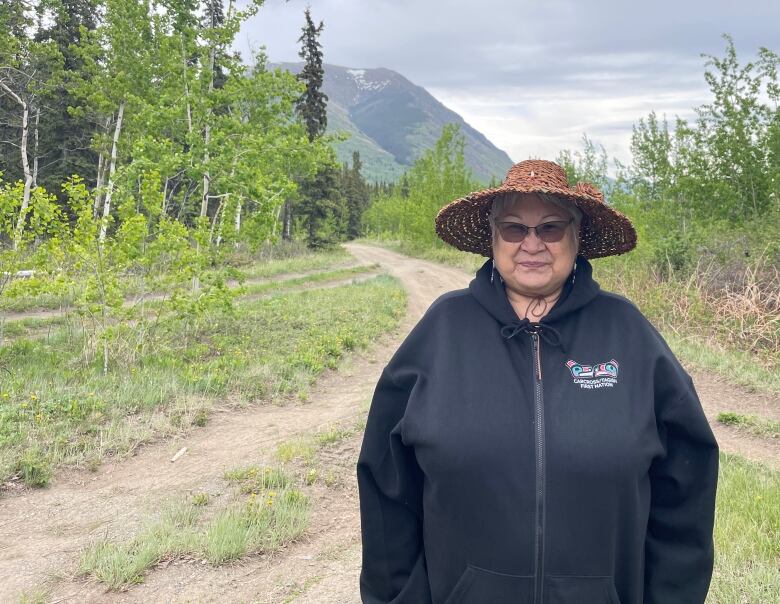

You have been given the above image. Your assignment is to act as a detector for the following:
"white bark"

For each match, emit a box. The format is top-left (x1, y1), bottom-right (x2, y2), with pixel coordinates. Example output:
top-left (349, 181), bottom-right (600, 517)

top-left (235, 197), bottom-right (241, 233)
top-left (100, 101), bottom-right (125, 243)
top-left (32, 107), bottom-right (39, 189)
top-left (0, 79), bottom-right (33, 251)
top-left (93, 116), bottom-right (111, 218)
top-left (181, 37), bottom-right (193, 136)
top-left (200, 45), bottom-right (216, 219)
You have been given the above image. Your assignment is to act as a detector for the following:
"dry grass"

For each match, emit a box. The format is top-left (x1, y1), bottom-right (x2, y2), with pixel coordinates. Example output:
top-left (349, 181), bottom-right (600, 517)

top-left (596, 254), bottom-right (780, 371)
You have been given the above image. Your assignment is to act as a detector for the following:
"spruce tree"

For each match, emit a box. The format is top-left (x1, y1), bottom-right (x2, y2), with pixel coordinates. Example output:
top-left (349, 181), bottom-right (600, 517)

top-left (295, 7), bottom-right (327, 142)
top-left (343, 150), bottom-right (369, 239)
top-left (286, 6), bottom-right (335, 246)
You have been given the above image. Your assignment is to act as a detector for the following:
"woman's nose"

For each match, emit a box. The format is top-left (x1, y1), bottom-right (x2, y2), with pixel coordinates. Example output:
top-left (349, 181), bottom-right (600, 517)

top-left (520, 230), bottom-right (547, 252)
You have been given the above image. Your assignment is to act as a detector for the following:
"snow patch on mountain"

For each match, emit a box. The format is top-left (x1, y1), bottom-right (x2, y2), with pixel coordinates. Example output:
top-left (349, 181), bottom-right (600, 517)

top-left (347, 68), bottom-right (390, 96)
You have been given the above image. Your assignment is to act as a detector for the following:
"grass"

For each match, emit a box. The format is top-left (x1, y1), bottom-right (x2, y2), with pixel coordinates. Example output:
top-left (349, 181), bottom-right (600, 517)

top-left (238, 263), bottom-right (381, 297)
top-left (664, 333), bottom-right (780, 394)
top-left (191, 492), bottom-right (209, 506)
top-left (717, 412), bottom-right (780, 439)
top-left (315, 424), bottom-right (355, 446)
top-left (224, 465), bottom-right (290, 492)
top-left (277, 439), bottom-right (317, 464)
top-left (709, 453), bottom-right (780, 603)
top-left (0, 273), bottom-right (406, 486)
top-left (237, 247), bottom-right (352, 280)
top-left (79, 473), bottom-right (309, 589)
top-left (0, 246), bottom-right (352, 314)
top-left (0, 314), bottom-right (72, 339)
top-left (77, 424), bottom-right (355, 591)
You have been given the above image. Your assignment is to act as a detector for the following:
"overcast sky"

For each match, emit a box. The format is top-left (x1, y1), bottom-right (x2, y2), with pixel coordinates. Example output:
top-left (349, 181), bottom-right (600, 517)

top-left (236, 0), bottom-right (779, 169)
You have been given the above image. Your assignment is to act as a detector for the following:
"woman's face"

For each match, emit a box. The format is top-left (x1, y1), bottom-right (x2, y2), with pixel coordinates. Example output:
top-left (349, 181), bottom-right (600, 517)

top-left (491, 193), bottom-right (578, 299)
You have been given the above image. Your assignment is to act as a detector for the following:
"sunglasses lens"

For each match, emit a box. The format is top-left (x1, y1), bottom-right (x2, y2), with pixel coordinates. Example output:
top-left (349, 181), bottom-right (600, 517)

top-left (497, 220), bottom-right (571, 243)
top-left (536, 222), bottom-right (568, 242)
top-left (499, 223), bottom-right (529, 242)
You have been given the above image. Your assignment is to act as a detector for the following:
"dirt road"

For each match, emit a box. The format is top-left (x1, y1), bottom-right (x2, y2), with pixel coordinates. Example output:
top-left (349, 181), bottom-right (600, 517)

top-left (0, 243), bottom-right (776, 603)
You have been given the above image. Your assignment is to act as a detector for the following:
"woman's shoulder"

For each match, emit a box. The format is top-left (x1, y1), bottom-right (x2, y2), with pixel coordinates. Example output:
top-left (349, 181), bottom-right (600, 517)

top-left (427, 287), bottom-right (473, 315)
top-left (590, 289), bottom-right (676, 353)
top-left (593, 289), bottom-right (644, 316)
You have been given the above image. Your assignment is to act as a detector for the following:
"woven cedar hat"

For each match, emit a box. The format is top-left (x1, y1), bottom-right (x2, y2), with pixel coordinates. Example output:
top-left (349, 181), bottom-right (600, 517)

top-left (434, 159), bottom-right (637, 259)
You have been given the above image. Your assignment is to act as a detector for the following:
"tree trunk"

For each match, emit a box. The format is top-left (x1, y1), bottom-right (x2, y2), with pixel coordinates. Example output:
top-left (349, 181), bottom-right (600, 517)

top-left (235, 197), bottom-right (241, 234)
top-left (93, 116), bottom-right (111, 217)
top-left (0, 80), bottom-right (33, 251)
top-left (100, 101), bottom-right (125, 243)
top-left (181, 37), bottom-right (193, 136)
top-left (282, 200), bottom-right (292, 240)
top-left (200, 45), bottom-right (216, 219)
top-left (31, 107), bottom-right (39, 189)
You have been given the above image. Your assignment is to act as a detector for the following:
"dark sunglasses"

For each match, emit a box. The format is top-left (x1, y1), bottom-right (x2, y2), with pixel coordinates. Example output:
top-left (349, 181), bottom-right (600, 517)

top-left (495, 219), bottom-right (573, 243)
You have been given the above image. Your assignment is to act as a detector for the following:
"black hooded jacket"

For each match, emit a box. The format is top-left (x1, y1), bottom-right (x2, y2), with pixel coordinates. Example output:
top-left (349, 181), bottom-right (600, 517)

top-left (357, 257), bottom-right (718, 604)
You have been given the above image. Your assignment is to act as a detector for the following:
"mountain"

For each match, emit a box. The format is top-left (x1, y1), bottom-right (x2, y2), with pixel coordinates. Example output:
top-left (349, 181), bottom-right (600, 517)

top-left (274, 63), bottom-right (514, 184)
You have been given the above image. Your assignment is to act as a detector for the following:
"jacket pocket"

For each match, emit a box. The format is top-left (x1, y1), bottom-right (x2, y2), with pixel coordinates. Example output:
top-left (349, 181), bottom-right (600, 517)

top-left (445, 565), bottom-right (533, 604)
top-left (545, 575), bottom-right (621, 604)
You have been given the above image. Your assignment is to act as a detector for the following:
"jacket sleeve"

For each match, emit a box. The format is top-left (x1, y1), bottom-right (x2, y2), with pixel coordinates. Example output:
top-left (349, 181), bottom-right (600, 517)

top-left (356, 366), bottom-right (431, 604)
top-left (644, 355), bottom-right (719, 604)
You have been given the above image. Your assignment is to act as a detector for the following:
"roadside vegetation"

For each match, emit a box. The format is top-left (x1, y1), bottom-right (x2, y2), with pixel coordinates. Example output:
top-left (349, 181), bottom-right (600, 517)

top-left (78, 413), bottom-right (365, 589)
top-left (0, 249), bottom-right (405, 487)
top-left (710, 454), bottom-right (779, 603)
top-left (717, 412), bottom-right (780, 439)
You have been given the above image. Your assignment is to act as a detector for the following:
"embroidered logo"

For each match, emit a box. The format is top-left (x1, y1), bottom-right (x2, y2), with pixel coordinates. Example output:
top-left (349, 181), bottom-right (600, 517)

top-left (566, 359), bottom-right (619, 389)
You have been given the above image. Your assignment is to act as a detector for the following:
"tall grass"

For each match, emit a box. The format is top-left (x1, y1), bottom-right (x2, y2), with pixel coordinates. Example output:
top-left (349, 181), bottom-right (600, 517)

top-left (79, 472), bottom-right (309, 588)
top-left (709, 454), bottom-right (780, 603)
top-left (0, 269), bottom-right (406, 486)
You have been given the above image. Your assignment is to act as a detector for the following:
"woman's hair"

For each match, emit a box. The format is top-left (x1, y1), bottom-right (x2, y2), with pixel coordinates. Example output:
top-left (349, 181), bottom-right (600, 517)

top-left (488, 191), bottom-right (582, 249)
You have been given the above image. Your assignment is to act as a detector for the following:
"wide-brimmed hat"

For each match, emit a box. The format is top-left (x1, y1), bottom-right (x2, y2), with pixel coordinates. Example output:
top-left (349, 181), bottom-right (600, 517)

top-left (434, 159), bottom-right (637, 259)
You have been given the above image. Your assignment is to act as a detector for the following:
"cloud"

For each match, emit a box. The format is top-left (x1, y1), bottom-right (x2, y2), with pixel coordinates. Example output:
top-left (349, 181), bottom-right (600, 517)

top-left (236, 0), bottom-right (779, 169)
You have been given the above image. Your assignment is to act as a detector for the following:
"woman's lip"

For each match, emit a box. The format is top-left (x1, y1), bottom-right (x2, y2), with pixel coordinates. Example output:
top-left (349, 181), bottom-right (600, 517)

top-left (517, 261), bottom-right (548, 268)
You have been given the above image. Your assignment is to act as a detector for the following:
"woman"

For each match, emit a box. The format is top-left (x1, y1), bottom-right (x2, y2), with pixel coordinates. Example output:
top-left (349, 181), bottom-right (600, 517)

top-left (357, 160), bottom-right (718, 604)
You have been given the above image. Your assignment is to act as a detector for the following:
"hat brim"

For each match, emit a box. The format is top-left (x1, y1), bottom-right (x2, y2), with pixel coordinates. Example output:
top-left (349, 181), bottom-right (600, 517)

top-left (434, 185), bottom-right (637, 259)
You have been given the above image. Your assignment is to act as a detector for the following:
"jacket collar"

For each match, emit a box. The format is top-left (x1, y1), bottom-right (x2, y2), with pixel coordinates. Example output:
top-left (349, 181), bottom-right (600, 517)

top-left (468, 255), bottom-right (600, 346)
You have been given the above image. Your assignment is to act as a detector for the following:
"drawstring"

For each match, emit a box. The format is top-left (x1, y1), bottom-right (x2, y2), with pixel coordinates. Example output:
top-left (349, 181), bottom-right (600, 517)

top-left (500, 320), bottom-right (567, 353)
top-left (500, 319), bottom-right (530, 340)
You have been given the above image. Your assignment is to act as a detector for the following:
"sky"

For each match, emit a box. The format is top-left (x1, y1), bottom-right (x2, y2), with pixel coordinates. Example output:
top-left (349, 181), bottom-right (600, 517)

top-left (235, 0), bottom-right (779, 169)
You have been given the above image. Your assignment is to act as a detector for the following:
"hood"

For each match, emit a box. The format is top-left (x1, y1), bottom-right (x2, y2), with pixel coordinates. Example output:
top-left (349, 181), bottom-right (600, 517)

top-left (468, 256), bottom-right (601, 344)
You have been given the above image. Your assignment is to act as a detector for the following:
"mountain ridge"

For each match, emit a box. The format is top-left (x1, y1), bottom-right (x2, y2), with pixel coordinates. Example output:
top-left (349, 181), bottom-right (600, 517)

top-left (272, 62), bottom-right (514, 183)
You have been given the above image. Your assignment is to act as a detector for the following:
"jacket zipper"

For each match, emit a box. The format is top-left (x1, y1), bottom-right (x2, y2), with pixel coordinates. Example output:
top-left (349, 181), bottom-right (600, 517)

top-left (531, 331), bottom-right (545, 604)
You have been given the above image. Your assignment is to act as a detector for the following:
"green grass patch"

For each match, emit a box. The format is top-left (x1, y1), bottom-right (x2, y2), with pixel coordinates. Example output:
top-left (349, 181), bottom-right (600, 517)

top-left (79, 471), bottom-right (309, 589)
top-left (709, 453), bottom-right (780, 603)
top-left (0, 314), bottom-right (72, 338)
top-left (315, 424), bottom-right (356, 447)
top-left (717, 412), bottom-right (780, 439)
top-left (191, 492), bottom-right (209, 506)
top-left (276, 438), bottom-right (317, 464)
top-left (238, 247), bottom-right (352, 280)
top-left (0, 275), bottom-right (406, 486)
top-left (224, 465), bottom-right (290, 493)
top-left (239, 263), bottom-right (380, 297)
top-left (664, 333), bottom-right (780, 394)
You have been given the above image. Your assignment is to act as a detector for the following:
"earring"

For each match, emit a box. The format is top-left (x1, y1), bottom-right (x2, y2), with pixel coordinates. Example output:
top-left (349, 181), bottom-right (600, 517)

top-left (572, 260), bottom-right (577, 285)
top-left (491, 259), bottom-right (495, 283)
